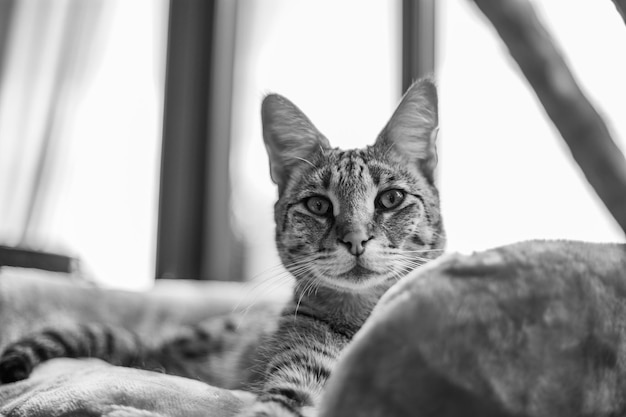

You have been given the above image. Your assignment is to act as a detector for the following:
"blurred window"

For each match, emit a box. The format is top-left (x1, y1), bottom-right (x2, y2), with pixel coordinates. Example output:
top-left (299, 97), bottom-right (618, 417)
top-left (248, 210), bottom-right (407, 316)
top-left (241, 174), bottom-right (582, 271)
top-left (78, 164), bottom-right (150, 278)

top-left (437, 1), bottom-right (626, 253)
top-left (0, 0), bottom-right (169, 290)
top-left (2, 0), bottom-right (623, 291)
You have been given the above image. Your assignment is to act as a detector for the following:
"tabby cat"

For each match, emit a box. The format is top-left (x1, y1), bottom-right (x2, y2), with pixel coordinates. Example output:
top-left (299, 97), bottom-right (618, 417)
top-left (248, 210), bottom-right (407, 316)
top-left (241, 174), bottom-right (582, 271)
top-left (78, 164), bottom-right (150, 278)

top-left (0, 78), bottom-right (445, 417)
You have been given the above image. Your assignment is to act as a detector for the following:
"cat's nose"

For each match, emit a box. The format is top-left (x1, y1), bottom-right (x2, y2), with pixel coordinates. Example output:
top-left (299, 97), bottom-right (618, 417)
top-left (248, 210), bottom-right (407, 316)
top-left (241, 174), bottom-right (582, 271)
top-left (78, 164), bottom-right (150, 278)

top-left (340, 231), bottom-right (373, 256)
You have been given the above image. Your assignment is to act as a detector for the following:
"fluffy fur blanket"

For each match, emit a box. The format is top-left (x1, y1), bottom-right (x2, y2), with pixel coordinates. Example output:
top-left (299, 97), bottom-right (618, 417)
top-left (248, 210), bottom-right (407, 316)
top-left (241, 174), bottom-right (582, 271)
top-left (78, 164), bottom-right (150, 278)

top-left (0, 358), bottom-right (253, 417)
top-left (1, 240), bottom-right (625, 417)
top-left (0, 269), bottom-right (273, 416)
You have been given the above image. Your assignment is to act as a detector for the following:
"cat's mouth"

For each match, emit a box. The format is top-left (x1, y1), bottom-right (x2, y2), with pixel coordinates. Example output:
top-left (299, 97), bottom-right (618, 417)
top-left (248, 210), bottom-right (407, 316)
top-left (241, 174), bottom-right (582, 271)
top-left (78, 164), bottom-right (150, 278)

top-left (321, 265), bottom-right (390, 292)
top-left (340, 264), bottom-right (375, 277)
top-left (313, 256), bottom-right (391, 291)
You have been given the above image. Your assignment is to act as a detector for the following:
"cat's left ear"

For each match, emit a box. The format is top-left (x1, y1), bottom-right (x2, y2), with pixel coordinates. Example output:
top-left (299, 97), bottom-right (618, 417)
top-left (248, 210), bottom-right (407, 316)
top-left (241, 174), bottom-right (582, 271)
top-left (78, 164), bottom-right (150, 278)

top-left (262, 94), bottom-right (330, 194)
top-left (375, 78), bottom-right (439, 180)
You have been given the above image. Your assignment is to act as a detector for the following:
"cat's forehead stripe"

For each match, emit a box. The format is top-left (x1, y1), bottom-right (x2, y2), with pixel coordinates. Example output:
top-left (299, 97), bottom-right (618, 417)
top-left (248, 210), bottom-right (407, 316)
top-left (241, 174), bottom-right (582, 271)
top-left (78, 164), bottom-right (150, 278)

top-left (327, 190), bottom-right (340, 217)
top-left (295, 151), bottom-right (420, 199)
top-left (331, 152), bottom-right (369, 187)
top-left (368, 164), bottom-right (381, 187)
top-left (320, 167), bottom-right (332, 190)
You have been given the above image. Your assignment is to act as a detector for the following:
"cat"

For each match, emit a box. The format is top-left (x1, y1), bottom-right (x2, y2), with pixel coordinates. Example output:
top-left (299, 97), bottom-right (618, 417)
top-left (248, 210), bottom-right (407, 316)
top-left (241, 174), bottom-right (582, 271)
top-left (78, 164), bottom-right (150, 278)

top-left (0, 78), bottom-right (445, 417)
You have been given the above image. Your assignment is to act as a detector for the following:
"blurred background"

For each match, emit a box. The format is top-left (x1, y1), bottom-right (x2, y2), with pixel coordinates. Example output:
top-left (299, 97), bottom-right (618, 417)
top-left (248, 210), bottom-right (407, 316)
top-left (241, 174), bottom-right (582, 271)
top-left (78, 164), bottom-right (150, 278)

top-left (0, 0), bottom-right (624, 290)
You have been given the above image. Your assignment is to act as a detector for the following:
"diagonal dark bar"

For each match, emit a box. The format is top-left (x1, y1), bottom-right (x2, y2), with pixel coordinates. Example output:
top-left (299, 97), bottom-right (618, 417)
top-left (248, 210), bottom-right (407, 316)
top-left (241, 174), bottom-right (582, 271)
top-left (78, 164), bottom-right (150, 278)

top-left (612, 0), bottom-right (626, 25)
top-left (0, 245), bottom-right (75, 273)
top-left (470, 0), bottom-right (626, 236)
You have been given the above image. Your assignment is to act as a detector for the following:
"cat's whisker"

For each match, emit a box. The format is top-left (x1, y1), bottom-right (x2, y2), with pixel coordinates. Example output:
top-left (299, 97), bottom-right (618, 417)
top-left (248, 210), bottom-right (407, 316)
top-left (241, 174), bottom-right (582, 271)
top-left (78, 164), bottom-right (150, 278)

top-left (307, 276), bottom-right (321, 298)
top-left (254, 274), bottom-right (294, 295)
top-left (248, 261), bottom-right (289, 279)
top-left (292, 267), bottom-right (315, 285)
top-left (234, 265), bottom-right (303, 315)
top-left (237, 274), bottom-right (292, 307)
top-left (244, 259), bottom-right (314, 286)
top-left (390, 267), bottom-right (414, 280)
top-left (392, 248), bottom-right (445, 254)
top-left (313, 276), bottom-right (323, 296)
top-left (237, 276), bottom-right (294, 319)
top-left (244, 273), bottom-right (291, 294)
top-left (283, 255), bottom-right (323, 268)
top-left (291, 262), bottom-right (316, 281)
top-left (251, 254), bottom-right (319, 282)
top-left (385, 252), bottom-right (442, 262)
top-left (397, 256), bottom-right (429, 265)
top-left (294, 275), bottom-right (317, 318)
top-left (236, 280), bottom-right (287, 313)
top-left (288, 260), bottom-right (315, 274)
top-left (393, 254), bottom-right (435, 263)
top-left (396, 258), bottom-right (427, 269)
top-left (294, 292), bottom-right (305, 318)
top-left (388, 268), bottom-right (406, 283)
top-left (389, 259), bottom-right (427, 279)
top-left (293, 156), bottom-right (317, 169)
top-left (389, 262), bottom-right (423, 282)
top-left (244, 265), bottom-right (294, 288)
top-left (398, 259), bottom-right (425, 269)
top-left (288, 266), bottom-right (317, 284)
top-left (388, 257), bottom-right (423, 267)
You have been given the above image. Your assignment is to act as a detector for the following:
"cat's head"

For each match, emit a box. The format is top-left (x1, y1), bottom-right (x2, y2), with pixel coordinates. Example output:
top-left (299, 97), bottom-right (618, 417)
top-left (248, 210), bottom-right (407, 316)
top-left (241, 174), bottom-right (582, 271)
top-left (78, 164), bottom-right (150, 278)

top-left (261, 79), bottom-right (445, 292)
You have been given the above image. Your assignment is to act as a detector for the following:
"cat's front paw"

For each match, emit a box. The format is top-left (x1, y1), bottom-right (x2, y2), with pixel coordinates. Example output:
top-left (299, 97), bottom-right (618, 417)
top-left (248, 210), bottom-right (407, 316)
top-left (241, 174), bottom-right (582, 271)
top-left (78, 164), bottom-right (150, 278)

top-left (0, 343), bottom-right (37, 383)
top-left (236, 400), bottom-right (314, 417)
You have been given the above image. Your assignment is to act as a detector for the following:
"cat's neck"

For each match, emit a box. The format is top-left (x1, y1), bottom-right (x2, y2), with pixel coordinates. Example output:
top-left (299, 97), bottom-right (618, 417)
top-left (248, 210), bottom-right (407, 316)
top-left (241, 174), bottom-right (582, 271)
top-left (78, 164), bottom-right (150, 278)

top-left (292, 283), bottom-right (389, 338)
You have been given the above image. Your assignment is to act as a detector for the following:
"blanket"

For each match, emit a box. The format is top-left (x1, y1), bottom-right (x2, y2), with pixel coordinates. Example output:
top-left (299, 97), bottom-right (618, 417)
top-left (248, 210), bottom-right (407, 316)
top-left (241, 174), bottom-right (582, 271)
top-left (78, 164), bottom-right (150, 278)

top-left (1, 240), bottom-right (626, 416)
top-left (322, 240), bottom-right (626, 416)
top-left (0, 268), bottom-right (281, 416)
top-left (0, 358), bottom-right (254, 417)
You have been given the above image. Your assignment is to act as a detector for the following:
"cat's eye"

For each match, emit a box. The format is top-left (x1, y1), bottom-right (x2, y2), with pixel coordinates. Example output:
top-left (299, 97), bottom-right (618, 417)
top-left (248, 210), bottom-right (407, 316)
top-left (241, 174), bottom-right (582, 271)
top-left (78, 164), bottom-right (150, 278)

top-left (305, 196), bottom-right (332, 216)
top-left (376, 189), bottom-right (405, 210)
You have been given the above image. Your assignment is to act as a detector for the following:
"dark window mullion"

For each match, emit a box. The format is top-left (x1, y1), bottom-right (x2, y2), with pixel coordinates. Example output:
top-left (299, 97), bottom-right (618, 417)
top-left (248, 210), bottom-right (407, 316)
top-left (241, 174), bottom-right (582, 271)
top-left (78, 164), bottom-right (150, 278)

top-left (156, 0), bottom-right (215, 280)
top-left (402, 0), bottom-right (436, 93)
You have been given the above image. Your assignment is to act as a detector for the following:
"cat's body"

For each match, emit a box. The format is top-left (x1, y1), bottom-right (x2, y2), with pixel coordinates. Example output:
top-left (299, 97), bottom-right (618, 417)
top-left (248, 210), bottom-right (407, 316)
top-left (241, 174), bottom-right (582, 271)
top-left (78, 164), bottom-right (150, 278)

top-left (0, 79), bottom-right (445, 417)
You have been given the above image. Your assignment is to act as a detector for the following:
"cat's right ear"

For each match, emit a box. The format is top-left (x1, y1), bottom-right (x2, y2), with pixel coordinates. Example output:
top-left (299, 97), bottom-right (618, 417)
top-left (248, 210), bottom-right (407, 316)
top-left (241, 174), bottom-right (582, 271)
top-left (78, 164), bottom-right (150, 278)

top-left (261, 94), bottom-right (330, 193)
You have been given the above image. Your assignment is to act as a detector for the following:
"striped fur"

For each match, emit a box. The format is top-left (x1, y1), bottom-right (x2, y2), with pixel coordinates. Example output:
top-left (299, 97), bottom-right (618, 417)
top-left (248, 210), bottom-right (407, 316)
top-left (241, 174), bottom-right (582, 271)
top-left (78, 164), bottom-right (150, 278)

top-left (0, 323), bottom-right (145, 383)
top-left (0, 79), bottom-right (445, 417)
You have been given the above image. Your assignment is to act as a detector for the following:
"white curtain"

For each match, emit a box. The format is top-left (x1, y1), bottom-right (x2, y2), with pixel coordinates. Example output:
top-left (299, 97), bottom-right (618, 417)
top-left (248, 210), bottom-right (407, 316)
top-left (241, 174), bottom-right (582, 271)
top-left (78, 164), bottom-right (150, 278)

top-left (0, 0), bottom-right (110, 247)
top-left (0, 0), bottom-right (169, 290)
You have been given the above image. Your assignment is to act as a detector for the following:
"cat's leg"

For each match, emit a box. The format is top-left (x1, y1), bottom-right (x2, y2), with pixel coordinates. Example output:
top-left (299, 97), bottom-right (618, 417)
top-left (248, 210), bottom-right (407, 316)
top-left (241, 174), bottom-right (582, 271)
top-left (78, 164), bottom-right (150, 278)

top-left (237, 311), bottom-right (347, 417)
top-left (0, 304), bottom-right (278, 386)
top-left (0, 323), bottom-right (144, 383)
top-left (0, 320), bottom-right (229, 384)
top-left (0, 313), bottom-right (265, 386)
top-left (150, 315), bottom-right (255, 385)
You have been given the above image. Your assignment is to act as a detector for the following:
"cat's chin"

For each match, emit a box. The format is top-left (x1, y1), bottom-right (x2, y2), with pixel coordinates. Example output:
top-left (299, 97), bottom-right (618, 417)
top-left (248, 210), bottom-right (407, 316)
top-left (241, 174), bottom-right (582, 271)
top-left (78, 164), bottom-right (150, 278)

top-left (318, 266), bottom-right (391, 292)
top-left (342, 264), bottom-right (375, 278)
